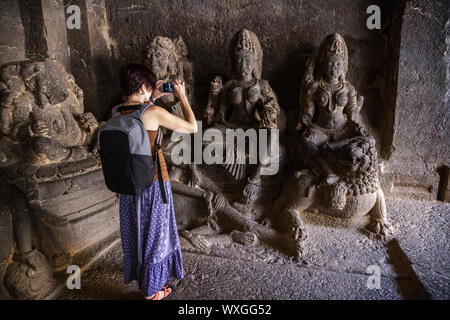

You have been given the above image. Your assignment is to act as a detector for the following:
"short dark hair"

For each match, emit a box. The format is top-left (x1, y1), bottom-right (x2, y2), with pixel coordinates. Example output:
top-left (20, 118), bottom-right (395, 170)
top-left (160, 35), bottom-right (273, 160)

top-left (119, 63), bottom-right (157, 96)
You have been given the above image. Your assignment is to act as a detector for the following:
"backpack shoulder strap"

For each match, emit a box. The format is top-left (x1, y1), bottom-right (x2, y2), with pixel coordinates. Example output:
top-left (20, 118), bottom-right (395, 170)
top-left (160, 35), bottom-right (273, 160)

top-left (113, 103), bottom-right (155, 118)
top-left (153, 125), bottom-right (167, 203)
top-left (155, 126), bottom-right (163, 145)
top-left (137, 103), bottom-right (155, 119)
top-left (111, 104), bottom-right (123, 114)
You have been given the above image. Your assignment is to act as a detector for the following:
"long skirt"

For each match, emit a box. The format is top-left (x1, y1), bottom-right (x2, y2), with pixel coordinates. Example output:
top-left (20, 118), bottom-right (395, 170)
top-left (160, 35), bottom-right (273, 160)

top-left (119, 180), bottom-right (184, 297)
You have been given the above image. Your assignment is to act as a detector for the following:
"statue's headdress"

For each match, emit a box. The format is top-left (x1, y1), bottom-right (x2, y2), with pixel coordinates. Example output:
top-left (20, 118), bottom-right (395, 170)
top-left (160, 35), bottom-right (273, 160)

top-left (228, 29), bottom-right (263, 79)
top-left (317, 33), bottom-right (348, 79)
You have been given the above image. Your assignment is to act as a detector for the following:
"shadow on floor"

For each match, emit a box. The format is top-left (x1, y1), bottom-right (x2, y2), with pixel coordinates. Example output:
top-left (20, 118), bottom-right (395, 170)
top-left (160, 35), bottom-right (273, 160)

top-left (386, 239), bottom-right (430, 300)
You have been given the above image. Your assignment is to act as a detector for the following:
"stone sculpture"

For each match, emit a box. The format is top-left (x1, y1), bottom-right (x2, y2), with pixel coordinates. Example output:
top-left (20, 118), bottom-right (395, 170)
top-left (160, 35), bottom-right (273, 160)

top-left (145, 35), bottom-right (195, 118)
top-left (204, 29), bottom-right (286, 206)
top-left (145, 35), bottom-right (201, 187)
top-left (0, 59), bottom-right (115, 299)
top-left (171, 165), bottom-right (294, 257)
top-left (0, 59), bottom-right (98, 165)
top-left (144, 35), bottom-right (257, 250)
top-left (143, 30), bottom-right (291, 256)
top-left (270, 33), bottom-right (394, 259)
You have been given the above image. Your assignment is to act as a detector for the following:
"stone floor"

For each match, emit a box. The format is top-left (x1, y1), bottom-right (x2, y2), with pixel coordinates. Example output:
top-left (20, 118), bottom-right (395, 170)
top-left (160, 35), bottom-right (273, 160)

top-left (53, 197), bottom-right (449, 300)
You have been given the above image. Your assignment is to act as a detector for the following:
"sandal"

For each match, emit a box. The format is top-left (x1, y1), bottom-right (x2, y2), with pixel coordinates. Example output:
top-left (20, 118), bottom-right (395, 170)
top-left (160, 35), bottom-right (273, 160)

top-left (145, 284), bottom-right (174, 300)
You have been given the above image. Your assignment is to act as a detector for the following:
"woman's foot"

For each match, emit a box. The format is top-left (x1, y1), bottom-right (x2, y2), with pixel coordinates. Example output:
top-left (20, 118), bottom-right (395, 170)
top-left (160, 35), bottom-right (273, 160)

top-left (145, 284), bottom-right (174, 300)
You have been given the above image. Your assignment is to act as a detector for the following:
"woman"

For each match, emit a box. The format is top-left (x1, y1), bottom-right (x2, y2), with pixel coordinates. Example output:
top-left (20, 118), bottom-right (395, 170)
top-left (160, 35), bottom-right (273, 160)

top-left (117, 63), bottom-right (197, 300)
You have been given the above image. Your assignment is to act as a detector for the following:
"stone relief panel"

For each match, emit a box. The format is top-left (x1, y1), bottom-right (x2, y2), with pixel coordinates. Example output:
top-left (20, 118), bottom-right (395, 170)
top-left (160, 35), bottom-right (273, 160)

top-left (0, 59), bottom-right (118, 299)
top-left (162, 31), bottom-right (394, 262)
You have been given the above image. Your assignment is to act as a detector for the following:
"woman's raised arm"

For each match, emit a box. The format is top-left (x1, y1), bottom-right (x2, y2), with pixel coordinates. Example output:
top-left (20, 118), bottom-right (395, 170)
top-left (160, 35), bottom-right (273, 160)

top-left (142, 79), bottom-right (197, 133)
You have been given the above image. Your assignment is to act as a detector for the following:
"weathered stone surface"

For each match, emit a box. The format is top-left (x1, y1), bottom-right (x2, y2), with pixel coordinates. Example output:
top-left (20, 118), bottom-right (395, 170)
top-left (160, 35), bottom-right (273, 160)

top-left (23, 167), bottom-right (119, 270)
top-left (382, 0), bottom-right (450, 200)
top-left (41, 0), bottom-right (69, 69)
top-left (173, 194), bottom-right (207, 230)
top-left (0, 59), bottom-right (98, 167)
top-left (387, 199), bottom-right (450, 285)
top-left (0, 205), bottom-right (13, 262)
top-left (53, 238), bottom-right (401, 300)
top-left (58, 162), bottom-right (83, 176)
top-left (380, 161), bottom-right (440, 201)
top-left (65, 198), bottom-right (119, 254)
top-left (0, 0), bottom-right (26, 65)
top-left (33, 169), bottom-right (105, 200)
top-left (35, 165), bottom-right (59, 180)
top-left (391, 1), bottom-right (449, 166)
top-left (65, 0), bottom-right (120, 119)
top-left (35, 179), bottom-right (116, 219)
top-left (0, 53), bottom-right (110, 299)
top-left (269, 33), bottom-right (394, 260)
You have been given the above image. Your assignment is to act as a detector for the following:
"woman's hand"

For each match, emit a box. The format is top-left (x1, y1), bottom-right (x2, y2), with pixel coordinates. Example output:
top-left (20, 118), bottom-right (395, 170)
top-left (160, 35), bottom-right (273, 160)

top-left (142, 78), bottom-right (197, 133)
top-left (151, 80), bottom-right (171, 101)
top-left (172, 79), bottom-right (186, 100)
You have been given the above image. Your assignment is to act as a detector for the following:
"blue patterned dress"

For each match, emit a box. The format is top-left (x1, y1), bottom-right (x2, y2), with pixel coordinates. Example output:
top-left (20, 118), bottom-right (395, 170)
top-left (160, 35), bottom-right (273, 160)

top-left (118, 132), bottom-right (184, 297)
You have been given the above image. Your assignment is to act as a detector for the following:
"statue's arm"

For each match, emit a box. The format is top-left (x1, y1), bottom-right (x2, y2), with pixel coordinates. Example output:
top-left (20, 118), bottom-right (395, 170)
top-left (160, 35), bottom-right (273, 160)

top-left (216, 84), bottom-right (229, 125)
top-left (68, 75), bottom-right (84, 115)
top-left (296, 58), bottom-right (316, 130)
top-left (327, 136), bottom-right (361, 151)
top-left (303, 83), bottom-right (317, 118)
top-left (170, 180), bottom-right (206, 198)
top-left (180, 60), bottom-right (195, 86)
top-left (204, 76), bottom-right (222, 125)
top-left (260, 80), bottom-right (280, 114)
top-left (257, 82), bottom-right (280, 129)
top-left (297, 82), bottom-right (317, 130)
top-left (344, 83), bottom-right (359, 123)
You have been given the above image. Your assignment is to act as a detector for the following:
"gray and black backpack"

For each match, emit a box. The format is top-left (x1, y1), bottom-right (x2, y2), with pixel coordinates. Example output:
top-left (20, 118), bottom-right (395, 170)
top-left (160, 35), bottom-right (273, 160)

top-left (98, 103), bottom-right (167, 202)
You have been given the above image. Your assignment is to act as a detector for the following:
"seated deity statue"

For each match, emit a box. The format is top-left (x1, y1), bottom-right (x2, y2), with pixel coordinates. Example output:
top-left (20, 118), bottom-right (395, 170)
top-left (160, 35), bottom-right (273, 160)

top-left (204, 29), bottom-right (286, 205)
top-left (295, 33), bottom-right (366, 184)
top-left (269, 33), bottom-right (393, 260)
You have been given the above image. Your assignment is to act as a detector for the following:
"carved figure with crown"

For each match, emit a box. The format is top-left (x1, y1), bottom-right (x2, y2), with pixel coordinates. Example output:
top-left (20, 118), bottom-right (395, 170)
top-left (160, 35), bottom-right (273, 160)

top-left (204, 29), bottom-right (286, 207)
top-left (174, 30), bottom-right (292, 256)
top-left (268, 34), bottom-right (393, 259)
